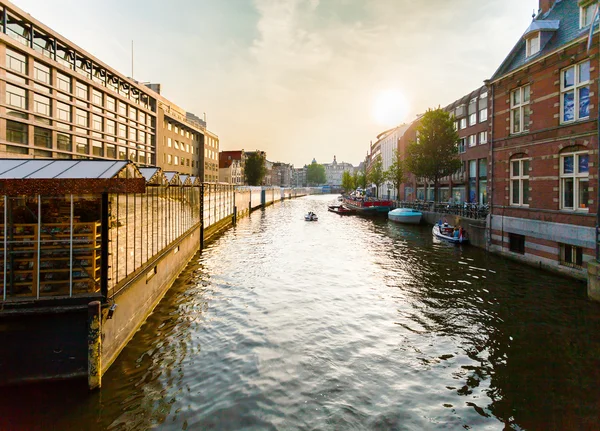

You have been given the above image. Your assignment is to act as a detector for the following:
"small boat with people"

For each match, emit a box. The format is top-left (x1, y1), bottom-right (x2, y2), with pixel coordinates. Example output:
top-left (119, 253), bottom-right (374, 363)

top-left (305, 211), bottom-right (318, 221)
top-left (328, 205), bottom-right (356, 215)
top-left (388, 208), bottom-right (422, 224)
top-left (432, 220), bottom-right (469, 244)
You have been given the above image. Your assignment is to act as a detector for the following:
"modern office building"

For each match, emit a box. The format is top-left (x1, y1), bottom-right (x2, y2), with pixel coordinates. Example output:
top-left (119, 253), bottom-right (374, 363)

top-left (0, 0), bottom-right (217, 179)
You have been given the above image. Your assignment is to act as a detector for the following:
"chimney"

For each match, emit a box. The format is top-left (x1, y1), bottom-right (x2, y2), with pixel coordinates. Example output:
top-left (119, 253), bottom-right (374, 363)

top-left (539, 0), bottom-right (555, 14)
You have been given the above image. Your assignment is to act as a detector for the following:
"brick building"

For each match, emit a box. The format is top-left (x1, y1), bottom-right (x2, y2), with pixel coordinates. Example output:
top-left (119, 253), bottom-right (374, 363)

top-left (487, 0), bottom-right (598, 279)
top-left (399, 85), bottom-right (489, 204)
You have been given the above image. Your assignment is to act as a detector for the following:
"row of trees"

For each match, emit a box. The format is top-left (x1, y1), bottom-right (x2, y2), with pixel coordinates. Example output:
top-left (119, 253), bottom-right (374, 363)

top-left (342, 108), bottom-right (461, 199)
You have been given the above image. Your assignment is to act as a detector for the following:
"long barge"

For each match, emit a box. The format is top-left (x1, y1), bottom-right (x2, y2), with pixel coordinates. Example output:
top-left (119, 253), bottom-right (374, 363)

top-left (342, 197), bottom-right (393, 216)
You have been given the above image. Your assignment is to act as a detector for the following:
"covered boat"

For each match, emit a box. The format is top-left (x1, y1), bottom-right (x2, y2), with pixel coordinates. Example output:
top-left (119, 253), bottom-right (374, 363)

top-left (432, 224), bottom-right (469, 244)
top-left (342, 196), bottom-right (392, 216)
top-left (328, 205), bottom-right (355, 215)
top-left (388, 208), bottom-right (422, 224)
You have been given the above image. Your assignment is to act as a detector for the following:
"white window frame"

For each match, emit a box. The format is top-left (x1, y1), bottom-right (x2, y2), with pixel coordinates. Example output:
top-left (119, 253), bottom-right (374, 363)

top-left (468, 134), bottom-right (476, 147)
top-left (560, 151), bottom-right (589, 212)
top-left (479, 131), bottom-right (488, 145)
top-left (469, 112), bottom-right (477, 126)
top-left (560, 60), bottom-right (590, 124)
top-left (459, 118), bottom-right (466, 129)
top-left (510, 85), bottom-right (531, 134)
top-left (479, 107), bottom-right (488, 123)
top-left (510, 158), bottom-right (530, 207)
top-left (580, 2), bottom-right (598, 29)
top-left (526, 33), bottom-right (540, 57)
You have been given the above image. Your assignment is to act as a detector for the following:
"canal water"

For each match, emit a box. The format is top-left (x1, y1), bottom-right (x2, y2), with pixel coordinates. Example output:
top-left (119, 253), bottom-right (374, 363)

top-left (2, 195), bottom-right (600, 431)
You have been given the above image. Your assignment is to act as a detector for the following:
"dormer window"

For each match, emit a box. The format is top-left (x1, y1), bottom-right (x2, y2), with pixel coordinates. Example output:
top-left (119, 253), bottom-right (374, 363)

top-left (580, 2), bottom-right (598, 28)
top-left (526, 33), bottom-right (540, 57)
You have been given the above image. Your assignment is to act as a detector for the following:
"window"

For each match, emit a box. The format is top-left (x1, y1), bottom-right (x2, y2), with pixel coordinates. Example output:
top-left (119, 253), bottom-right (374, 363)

top-left (33, 61), bottom-right (51, 84)
top-left (479, 131), bottom-right (488, 144)
top-left (175, 125), bottom-right (179, 134)
top-left (118, 146), bottom-right (127, 160)
top-left (129, 127), bottom-right (136, 141)
top-left (581, 2), bottom-right (598, 28)
top-left (118, 124), bottom-right (127, 138)
top-left (174, 140), bottom-right (179, 150)
top-left (468, 135), bottom-right (476, 147)
top-left (106, 119), bottom-right (116, 136)
top-left (92, 141), bottom-right (103, 157)
top-left (167, 137), bottom-right (172, 147)
top-left (168, 122), bottom-right (172, 131)
top-left (33, 94), bottom-right (51, 116)
top-left (57, 133), bottom-right (72, 151)
top-left (509, 233), bottom-right (525, 254)
top-left (560, 151), bottom-right (589, 211)
top-left (118, 101), bottom-right (127, 116)
top-left (92, 114), bottom-right (103, 131)
top-left (510, 158), bottom-right (530, 206)
top-left (561, 61), bottom-right (590, 123)
top-left (560, 244), bottom-right (583, 268)
top-left (6, 83), bottom-right (27, 110)
top-left (453, 121), bottom-right (458, 131)
top-left (511, 85), bottom-right (531, 134)
top-left (33, 127), bottom-right (51, 148)
top-left (92, 90), bottom-right (103, 106)
top-left (479, 108), bottom-right (488, 123)
top-left (458, 138), bottom-right (466, 153)
top-left (57, 102), bottom-right (71, 122)
top-left (174, 156), bottom-right (179, 165)
top-left (469, 113), bottom-right (477, 126)
top-left (75, 109), bottom-right (88, 127)
top-left (459, 118), bottom-right (466, 129)
top-left (129, 107), bottom-right (137, 121)
top-left (6, 120), bottom-right (28, 145)
top-left (106, 96), bottom-right (116, 113)
top-left (526, 33), bottom-right (540, 57)
top-left (168, 154), bottom-right (172, 164)
top-left (75, 82), bottom-right (88, 100)
top-left (106, 144), bottom-right (116, 158)
top-left (6, 48), bottom-right (26, 74)
top-left (57, 72), bottom-right (71, 93)
top-left (75, 136), bottom-right (89, 155)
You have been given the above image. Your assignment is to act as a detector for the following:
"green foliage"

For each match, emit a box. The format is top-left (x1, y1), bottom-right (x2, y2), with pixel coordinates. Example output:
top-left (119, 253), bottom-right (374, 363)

top-left (244, 152), bottom-right (266, 186)
top-left (405, 108), bottom-right (462, 199)
top-left (367, 155), bottom-right (385, 197)
top-left (306, 163), bottom-right (326, 186)
top-left (357, 164), bottom-right (368, 189)
top-left (385, 150), bottom-right (405, 198)
top-left (341, 170), bottom-right (355, 192)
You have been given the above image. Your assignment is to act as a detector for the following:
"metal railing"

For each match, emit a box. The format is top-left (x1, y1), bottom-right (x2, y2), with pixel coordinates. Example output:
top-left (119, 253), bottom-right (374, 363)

top-left (394, 200), bottom-right (489, 220)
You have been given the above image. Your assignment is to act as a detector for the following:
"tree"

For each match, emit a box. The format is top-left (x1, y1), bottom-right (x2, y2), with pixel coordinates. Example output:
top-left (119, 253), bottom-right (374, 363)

top-left (244, 152), bottom-right (266, 186)
top-left (341, 170), bottom-right (355, 193)
top-left (385, 150), bottom-right (406, 200)
top-left (306, 163), bottom-right (326, 186)
top-left (367, 154), bottom-right (385, 198)
top-left (357, 164), bottom-right (368, 190)
top-left (405, 108), bottom-right (461, 201)
top-left (352, 171), bottom-right (360, 190)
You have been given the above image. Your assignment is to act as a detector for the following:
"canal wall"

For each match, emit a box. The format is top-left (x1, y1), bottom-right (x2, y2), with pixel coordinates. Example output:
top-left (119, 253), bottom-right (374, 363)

top-left (421, 211), bottom-right (487, 249)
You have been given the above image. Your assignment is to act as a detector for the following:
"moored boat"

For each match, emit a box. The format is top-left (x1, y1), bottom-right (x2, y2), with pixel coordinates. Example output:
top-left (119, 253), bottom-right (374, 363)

top-left (328, 205), bottom-right (356, 215)
top-left (432, 224), bottom-right (469, 244)
top-left (388, 208), bottom-right (422, 224)
top-left (342, 197), bottom-right (393, 216)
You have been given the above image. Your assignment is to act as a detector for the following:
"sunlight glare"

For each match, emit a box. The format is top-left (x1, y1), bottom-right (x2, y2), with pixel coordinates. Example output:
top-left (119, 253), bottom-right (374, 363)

top-left (372, 89), bottom-right (410, 127)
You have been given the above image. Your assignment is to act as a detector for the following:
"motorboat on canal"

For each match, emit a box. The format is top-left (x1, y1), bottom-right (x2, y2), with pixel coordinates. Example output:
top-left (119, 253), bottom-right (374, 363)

top-left (328, 205), bottom-right (356, 215)
top-left (305, 212), bottom-right (318, 221)
top-left (341, 196), bottom-right (393, 216)
top-left (388, 208), bottom-right (422, 224)
top-left (432, 223), bottom-right (469, 244)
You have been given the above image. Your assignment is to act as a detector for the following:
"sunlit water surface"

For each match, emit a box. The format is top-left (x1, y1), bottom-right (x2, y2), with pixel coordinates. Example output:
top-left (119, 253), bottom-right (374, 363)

top-left (2, 195), bottom-right (600, 431)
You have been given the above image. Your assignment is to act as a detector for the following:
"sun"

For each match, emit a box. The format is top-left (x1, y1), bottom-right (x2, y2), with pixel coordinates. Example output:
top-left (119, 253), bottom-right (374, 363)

top-left (372, 89), bottom-right (410, 127)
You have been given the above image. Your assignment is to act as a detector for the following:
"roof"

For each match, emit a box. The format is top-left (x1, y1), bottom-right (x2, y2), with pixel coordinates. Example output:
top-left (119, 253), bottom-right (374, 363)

top-left (491, 0), bottom-right (590, 81)
top-left (0, 159), bottom-right (145, 195)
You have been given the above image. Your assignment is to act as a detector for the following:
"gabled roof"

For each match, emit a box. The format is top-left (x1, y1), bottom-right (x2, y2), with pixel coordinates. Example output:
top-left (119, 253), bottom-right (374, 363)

top-left (163, 171), bottom-right (181, 186)
top-left (491, 0), bottom-right (590, 81)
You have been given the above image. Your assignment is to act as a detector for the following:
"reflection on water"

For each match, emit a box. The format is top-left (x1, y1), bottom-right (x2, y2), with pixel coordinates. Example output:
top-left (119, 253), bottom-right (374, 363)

top-left (1, 195), bottom-right (600, 431)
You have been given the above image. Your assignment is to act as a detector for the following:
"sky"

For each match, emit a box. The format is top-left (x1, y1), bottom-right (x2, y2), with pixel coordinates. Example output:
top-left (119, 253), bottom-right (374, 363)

top-left (14, 0), bottom-right (539, 167)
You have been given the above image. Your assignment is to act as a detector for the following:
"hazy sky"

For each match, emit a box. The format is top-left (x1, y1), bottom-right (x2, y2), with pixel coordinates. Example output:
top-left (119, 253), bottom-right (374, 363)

top-left (15, 0), bottom-right (538, 166)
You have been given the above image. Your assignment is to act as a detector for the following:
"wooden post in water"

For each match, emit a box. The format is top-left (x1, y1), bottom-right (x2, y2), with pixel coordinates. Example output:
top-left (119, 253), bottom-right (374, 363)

top-left (88, 300), bottom-right (102, 390)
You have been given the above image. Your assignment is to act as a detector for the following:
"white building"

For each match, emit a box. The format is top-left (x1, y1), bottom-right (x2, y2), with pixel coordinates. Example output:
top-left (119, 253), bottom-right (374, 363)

top-left (323, 156), bottom-right (354, 187)
top-left (377, 124), bottom-right (410, 200)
